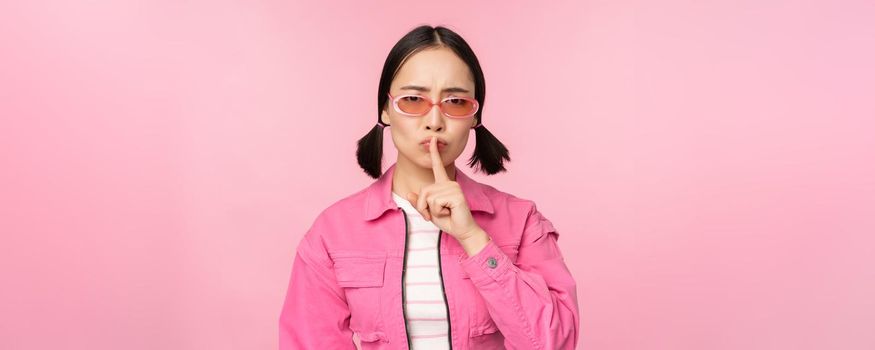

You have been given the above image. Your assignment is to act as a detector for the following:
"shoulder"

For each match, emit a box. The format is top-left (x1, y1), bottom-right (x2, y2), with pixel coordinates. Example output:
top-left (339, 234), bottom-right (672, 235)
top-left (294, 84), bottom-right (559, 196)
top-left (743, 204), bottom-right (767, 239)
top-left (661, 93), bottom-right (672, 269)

top-left (294, 186), bottom-right (374, 262)
top-left (478, 181), bottom-right (542, 216)
top-left (479, 182), bottom-right (557, 238)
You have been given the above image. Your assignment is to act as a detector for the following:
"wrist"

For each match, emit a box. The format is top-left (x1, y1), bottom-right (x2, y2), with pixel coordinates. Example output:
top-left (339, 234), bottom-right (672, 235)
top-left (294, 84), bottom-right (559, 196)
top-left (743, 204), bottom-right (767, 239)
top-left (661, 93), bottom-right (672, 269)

top-left (458, 228), bottom-right (491, 257)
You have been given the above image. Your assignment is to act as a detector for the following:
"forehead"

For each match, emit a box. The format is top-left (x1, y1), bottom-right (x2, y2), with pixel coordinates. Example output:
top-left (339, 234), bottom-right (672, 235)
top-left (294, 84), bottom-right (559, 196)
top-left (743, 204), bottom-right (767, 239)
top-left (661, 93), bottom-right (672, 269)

top-left (391, 47), bottom-right (475, 91)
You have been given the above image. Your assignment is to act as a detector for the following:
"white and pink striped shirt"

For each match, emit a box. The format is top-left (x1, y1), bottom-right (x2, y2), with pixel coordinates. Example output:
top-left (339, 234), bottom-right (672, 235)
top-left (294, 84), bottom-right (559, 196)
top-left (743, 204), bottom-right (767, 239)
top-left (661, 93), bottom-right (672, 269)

top-left (392, 191), bottom-right (451, 349)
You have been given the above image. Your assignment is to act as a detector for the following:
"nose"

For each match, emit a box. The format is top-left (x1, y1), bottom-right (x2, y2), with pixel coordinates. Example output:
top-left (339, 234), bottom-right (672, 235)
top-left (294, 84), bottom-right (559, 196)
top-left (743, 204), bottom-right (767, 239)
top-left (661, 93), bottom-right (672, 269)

top-left (424, 96), bottom-right (445, 132)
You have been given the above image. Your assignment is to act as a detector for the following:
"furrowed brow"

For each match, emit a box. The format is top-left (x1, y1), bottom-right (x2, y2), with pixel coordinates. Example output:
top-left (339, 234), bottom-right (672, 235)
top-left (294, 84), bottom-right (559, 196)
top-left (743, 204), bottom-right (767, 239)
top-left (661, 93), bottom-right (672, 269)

top-left (399, 85), bottom-right (470, 93)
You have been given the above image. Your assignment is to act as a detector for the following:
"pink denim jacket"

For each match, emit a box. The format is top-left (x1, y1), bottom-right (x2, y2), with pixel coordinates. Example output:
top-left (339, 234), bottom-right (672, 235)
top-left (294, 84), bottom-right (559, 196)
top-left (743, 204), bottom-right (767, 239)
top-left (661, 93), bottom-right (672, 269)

top-left (279, 162), bottom-right (580, 349)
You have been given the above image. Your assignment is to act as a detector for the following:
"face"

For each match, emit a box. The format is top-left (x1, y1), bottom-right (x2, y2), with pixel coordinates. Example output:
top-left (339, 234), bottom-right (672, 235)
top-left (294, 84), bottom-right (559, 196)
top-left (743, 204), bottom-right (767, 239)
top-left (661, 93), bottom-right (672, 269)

top-left (381, 47), bottom-right (479, 170)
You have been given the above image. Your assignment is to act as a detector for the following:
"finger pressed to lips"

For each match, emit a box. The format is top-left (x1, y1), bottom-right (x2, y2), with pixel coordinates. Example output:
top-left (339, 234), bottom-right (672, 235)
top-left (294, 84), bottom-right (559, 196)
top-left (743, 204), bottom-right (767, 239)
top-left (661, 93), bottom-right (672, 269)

top-left (429, 136), bottom-right (450, 183)
top-left (410, 136), bottom-right (451, 222)
top-left (420, 142), bottom-right (445, 151)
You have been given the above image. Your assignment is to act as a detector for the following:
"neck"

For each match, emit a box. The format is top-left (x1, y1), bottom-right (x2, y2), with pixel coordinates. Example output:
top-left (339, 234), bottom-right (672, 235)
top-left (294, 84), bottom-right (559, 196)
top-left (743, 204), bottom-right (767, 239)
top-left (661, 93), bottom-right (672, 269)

top-left (392, 156), bottom-right (456, 198)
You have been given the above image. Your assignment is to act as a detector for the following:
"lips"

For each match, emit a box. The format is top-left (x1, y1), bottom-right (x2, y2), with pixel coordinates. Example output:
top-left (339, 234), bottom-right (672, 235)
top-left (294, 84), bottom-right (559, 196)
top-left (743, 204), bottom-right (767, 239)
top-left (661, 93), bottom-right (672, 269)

top-left (420, 137), bottom-right (448, 146)
top-left (419, 137), bottom-right (447, 151)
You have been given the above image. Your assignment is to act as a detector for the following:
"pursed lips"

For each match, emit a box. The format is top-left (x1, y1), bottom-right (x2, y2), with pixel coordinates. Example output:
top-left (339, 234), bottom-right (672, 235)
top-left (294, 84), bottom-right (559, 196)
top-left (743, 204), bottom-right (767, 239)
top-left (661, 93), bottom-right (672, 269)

top-left (419, 139), bottom-right (447, 151)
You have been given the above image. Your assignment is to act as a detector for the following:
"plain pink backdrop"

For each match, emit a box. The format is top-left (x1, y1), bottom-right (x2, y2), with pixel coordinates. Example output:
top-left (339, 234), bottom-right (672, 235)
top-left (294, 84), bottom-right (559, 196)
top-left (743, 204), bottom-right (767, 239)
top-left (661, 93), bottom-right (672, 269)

top-left (2, 1), bottom-right (873, 349)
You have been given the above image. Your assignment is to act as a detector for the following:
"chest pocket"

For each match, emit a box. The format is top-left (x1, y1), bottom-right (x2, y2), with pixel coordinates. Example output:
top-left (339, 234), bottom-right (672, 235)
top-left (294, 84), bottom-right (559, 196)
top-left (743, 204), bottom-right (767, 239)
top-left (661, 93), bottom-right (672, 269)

top-left (330, 250), bottom-right (387, 336)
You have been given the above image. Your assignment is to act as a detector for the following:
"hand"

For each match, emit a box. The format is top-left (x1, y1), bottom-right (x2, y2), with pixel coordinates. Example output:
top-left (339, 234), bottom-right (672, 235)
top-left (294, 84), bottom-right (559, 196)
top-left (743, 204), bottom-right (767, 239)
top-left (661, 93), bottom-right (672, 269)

top-left (406, 136), bottom-right (483, 242)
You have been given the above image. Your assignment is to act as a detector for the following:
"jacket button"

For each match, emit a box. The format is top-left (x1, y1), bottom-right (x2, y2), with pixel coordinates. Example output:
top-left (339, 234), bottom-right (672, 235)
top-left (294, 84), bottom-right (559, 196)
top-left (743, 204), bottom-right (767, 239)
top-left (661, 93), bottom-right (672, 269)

top-left (486, 257), bottom-right (497, 268)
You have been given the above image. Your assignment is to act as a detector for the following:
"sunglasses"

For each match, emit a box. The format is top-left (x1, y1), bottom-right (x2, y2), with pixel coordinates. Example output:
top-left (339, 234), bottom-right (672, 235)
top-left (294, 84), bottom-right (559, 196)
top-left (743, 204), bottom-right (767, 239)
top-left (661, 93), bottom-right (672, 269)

top-left (387, 92), bottom-right (479, 118)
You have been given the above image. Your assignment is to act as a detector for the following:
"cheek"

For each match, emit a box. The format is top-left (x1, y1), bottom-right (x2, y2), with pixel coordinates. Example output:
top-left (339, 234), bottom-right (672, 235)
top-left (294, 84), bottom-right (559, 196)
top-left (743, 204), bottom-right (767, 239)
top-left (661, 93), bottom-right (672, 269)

top-left (388, 123), bottom-right (416, 145)
top-left (449, 130), bottom-right (471, 152)
top-left (438, 137), bottom-right (469, 160)
top-left (449, 142), bottom-right (467, 157)
top-left (391, 131), bottom-right (428, 157)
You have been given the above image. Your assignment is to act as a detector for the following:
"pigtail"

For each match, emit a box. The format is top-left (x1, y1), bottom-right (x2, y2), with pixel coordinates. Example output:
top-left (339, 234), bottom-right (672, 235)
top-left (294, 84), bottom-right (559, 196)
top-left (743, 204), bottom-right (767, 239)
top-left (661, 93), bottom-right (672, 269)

top-left (467, 123), bottom-right (510, 175)
top-left (356, 123), bottom-right (386, 179)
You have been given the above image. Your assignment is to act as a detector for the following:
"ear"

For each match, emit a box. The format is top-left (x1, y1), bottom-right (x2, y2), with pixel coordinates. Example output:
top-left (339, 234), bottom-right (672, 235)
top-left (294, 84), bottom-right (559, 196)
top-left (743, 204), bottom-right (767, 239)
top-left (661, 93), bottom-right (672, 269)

top-left (381, 109), bottom-right (392, 126)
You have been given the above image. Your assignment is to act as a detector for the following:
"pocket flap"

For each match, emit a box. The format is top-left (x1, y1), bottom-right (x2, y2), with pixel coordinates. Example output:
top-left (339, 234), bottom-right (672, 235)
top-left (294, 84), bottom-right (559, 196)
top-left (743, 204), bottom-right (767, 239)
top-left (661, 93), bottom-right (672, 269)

top-left (330, 250), bottom-right (386, 288)
top-left (469, 322), bottom-right (499, 337)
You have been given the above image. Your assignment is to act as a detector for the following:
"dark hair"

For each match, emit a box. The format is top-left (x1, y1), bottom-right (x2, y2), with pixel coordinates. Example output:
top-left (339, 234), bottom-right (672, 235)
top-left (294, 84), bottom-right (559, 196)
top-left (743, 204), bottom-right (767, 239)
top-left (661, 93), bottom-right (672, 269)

top-left (356, 25), bottom-right (511, 179)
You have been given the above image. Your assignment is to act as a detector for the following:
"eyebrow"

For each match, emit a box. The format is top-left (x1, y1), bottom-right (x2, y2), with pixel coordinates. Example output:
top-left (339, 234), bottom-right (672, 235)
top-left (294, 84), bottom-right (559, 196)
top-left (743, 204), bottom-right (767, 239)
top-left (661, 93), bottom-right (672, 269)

top-left (399, 85), bottom-right (470, 94)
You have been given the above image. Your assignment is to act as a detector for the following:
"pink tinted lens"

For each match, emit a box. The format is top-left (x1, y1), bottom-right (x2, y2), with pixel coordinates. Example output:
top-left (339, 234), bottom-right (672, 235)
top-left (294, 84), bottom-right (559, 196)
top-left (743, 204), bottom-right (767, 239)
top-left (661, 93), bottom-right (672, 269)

top-left (441, 97), bottom-right (477, 117)
top-left (396, 96), bottom-right (431, 115)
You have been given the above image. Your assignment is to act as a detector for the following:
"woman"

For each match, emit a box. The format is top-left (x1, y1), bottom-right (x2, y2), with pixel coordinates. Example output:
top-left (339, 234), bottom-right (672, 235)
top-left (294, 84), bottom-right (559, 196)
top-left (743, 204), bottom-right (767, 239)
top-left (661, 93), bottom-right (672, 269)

top-left (279, 25), bottom-right (580, 349)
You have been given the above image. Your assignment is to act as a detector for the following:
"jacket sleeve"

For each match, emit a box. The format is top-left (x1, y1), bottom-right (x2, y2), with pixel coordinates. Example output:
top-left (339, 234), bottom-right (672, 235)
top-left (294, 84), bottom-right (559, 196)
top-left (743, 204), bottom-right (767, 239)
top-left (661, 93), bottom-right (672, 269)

top-left (278, 226), bottom-right (356, 349)
top-left (458, 202), bottom-right (580, 350)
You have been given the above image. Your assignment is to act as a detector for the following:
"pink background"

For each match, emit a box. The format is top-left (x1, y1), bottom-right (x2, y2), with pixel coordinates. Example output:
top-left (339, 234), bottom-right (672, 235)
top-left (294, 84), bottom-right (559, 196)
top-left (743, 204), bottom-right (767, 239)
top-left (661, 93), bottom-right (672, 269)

top-left (2, 1), bottom-right (873, 349)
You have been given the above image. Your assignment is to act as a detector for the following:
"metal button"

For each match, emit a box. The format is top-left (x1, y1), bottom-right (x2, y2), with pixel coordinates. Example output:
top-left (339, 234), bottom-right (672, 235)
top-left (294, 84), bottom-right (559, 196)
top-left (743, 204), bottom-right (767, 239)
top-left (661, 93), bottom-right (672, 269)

top-left (486, 257), bottom-right (497, 268)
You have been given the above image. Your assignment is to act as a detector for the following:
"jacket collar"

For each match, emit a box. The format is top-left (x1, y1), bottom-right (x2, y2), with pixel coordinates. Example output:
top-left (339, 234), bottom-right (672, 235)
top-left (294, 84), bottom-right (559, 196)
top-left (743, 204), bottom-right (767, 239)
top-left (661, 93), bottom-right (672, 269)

top-left (363, 162), bottom-right (495, 221)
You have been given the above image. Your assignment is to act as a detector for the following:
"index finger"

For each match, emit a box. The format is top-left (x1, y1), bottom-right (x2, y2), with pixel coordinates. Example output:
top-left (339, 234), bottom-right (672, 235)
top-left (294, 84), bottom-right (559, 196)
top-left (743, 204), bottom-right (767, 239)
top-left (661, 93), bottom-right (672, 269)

top-left (430, 136), bottom-right (450, 182)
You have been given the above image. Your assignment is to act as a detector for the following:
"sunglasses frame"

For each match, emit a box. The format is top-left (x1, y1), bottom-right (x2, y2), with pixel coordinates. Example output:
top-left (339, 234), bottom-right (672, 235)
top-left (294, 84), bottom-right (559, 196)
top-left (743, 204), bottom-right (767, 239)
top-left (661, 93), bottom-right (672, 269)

top-left (387, 92), bottom-right (479, 119)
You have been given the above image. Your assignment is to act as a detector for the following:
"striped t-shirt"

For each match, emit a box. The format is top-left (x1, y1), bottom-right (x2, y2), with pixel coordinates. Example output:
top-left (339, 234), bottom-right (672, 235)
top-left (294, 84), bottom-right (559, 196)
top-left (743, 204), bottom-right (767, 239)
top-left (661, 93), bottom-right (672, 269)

top-left (392, 191), bottom-right (451, 349)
